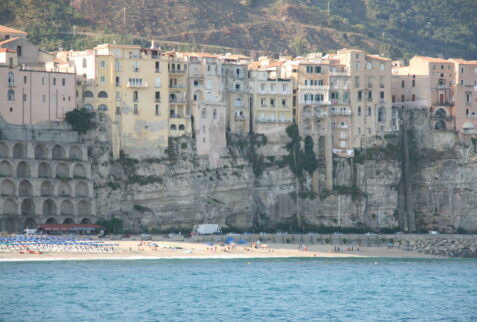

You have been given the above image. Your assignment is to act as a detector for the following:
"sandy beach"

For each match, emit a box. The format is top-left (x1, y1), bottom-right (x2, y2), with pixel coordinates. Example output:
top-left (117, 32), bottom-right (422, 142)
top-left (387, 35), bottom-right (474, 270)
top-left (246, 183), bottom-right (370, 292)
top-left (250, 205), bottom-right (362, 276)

top-left (0, 240), bottom-right (440, 262)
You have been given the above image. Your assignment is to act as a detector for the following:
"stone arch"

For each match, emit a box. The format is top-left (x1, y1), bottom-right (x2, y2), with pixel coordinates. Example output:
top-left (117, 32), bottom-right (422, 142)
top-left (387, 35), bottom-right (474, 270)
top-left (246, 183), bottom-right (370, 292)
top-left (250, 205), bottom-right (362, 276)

top-left (80, 218), bottom-right (92, 225)
top-left (38, 162), bottom-right (52, 178)
top-left (52, 145), bottom-right (66, 160)
top-left (13, 142), bottom-right (27, 158)
top-left (35, 144), bottom-right (48, 159)
top-left (3, 199), bottom-right (17, 215)
top-left (21, 199), bottom-right (35, 216)
top-left (98, 91), bottom-right (108, 98)
top-left (179, 124), bottom-right (185, 131)
top-left (19, 180), bottom-right (33, 196)
top-left (0, 160), bottom-right (13, 177)
top-left (70, 145), bottom-right (83, 160)
top-left (83, 90), bottom-right (93, 98)
top-left (16, 161), bottom-right (31, 178)
top-left (435, 120), bottom-right (446, 130)
top-left (63, 218), bottom-right (75, 225)
top-left (76, 182), bottom-right (89, 197)
top-left (45, 217), bottom-right (58, 224)
top-left (56, 163), bottom-right (69, 178)
top-left (40, 181), bottom-right (55, 197)
top-left (1, 179), bottom-right (15, 196)
top-left (84, 104), bottom-right (94, 111)
top-left (43, 199), bottom-right (57, 216)
top-left (435, 108), bottom-right (447, 118)
top-left (73, 164), bottom-right (87, 178)
top-left (58, 182), bottom-right (72, 196)
top-left (0, 141), bottom-right (8, 158)
top-left (77, 200), bottom-right (90, 216)
top-left (170, 124), bottom-right (177, 130)
top-left (24, 218), bottom-right (37, 229)
top-left (60, 200), bottom-right (74, 216)
top-left (3, 218), bottom-right (16, 233)
top-left (98, 104), bottom-right (108, 112)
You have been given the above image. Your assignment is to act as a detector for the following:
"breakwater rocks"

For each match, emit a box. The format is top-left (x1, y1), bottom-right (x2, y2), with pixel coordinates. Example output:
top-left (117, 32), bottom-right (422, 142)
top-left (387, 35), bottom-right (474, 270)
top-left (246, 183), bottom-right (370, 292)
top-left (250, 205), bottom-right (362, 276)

top-left (394, 236), bottom-right (477, 258)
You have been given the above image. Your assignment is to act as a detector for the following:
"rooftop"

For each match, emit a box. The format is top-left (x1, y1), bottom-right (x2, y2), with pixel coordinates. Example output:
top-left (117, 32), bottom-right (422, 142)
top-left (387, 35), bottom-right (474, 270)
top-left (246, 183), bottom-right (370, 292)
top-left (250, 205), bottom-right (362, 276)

top-left (0, 25), bottom-right (27, 35)
top-left (0, 37), bottom-right (21, 46)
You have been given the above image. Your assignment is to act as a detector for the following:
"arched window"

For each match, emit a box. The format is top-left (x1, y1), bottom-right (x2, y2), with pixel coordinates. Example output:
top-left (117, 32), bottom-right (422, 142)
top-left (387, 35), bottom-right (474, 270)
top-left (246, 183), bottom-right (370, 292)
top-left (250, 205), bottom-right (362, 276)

top-left (83, 91), bottom-right (93, 98)
top-left (21, 199), bottom-right (35, 216)
top-left (98, 91), bottom-right (108, 98)
top-left (45, 217), bottom-right (58, 224)
top-left (213, 109), bottom-right (217, 120)
top-left (52, 145), bottom-right (66, 160)
top-left (24, 218), bottom-right (37, 230)
top-left (0, 161), bottom-right (13, 177)
top-left (179, 124), bottom-right (185, 131)
top-left (13, 143), bottom-right (27, 158)
top-left (84, 104), bottom-right (93, 111)
top-left (73, 164), bottom-right (87, 178)
top-left (435, 108), bottom-right (446, 118)
top-left (38, 162), bottom-right (52, 178)
top-left (16, 161), bottom-right (31, 178)
top-left (7, 89), bottom-right (15, 101)
top-left (170, 124), bottom-right (177, 130)
top-left (70, 146), bottom-right (83, 160)
top-left (98, 104), bottom-right (108, 112)
top-left (202, 108), bottom-right (206, 119)
top-left (35, 144), bottom-right (48, 159)
top-left (63, 218), bottom-right (75, 225)
top-left (40, 181), bottom-right (55, 197)
top-left (58, 182), bottom-right (72, 196)
top-left (8, 72), bottom-right (14, 86)
top-left (435, 120), bottom-right (446, 130)
top-left (1, 179), bottom-right (15, 196)
top-left (80, 218), bottom-right (92, 225)
top-left (43, 200), bottom-right (57, 216)
top-left (19, 180), bottom-right (33, 196)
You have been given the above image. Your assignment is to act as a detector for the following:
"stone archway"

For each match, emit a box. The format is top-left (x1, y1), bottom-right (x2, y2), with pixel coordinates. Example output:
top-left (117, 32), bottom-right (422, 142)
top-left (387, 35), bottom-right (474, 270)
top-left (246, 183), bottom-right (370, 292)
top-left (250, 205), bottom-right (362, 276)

top-left (0, 160), bottom-right (13, 177)
top-left (23, 218), bottom-right (38, 229)
top-left (1, 179), bottom-right (15, 196)
top-left (70, 145), bottom-right (83, 160)
top-left (0, 142), bottom-right (9, 158)
top-left (52, 145), bottom-right (66, 160)
top-left (19, 180), bottom-right (33, 196)
top-left (35, 144), bottom-right (48, 159)
top-left (73, 164), bottom-right (87, 178)
top-left (45, 218), bottom-right (58, 225)
top-left (75, 182), bottom-right (89, 197)
top-left (435, 120), bottom-right (446, 130)
top-left (80, 218), bottom-right (93, 225)
top-left (21, 199), bottom-right (35, 216)
top-left (3, 199), bottom-right (17, 215)
top-left (63, 218), bottom-right (75, 225)
top-left (60, 200), bottom-right (74, 216)
top-left (77, 200), bottom-right (90, 216)
top-left (40, 181), bottom-right (55, 197)
top-left (13, 143), bottom-right (27, 158)
top-left (16, 161), bottom-right (31, 178)
top-left (38, 162), bottom-right (53, 178)
top-left (43, 199), bottom-right (57, 216)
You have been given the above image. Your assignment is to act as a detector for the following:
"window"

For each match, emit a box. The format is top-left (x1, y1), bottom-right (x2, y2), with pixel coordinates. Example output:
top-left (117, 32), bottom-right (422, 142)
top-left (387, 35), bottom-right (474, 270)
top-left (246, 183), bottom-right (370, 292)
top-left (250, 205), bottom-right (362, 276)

top-left (53, 78), bottom-right (56, 86)
top-left (98, 104), bottom-right (108, 112)
top-left (358, 90), bottom-right (362, 101)
top-left (412, 94), bottom-right (415, 101)
top-left (202, 108), bottom-right (206, 119)
top-left (401, 80), bottom-right (405, 88)
top-left (466, 92), bottom-right (472, 105)
top-left (115, 76), bottom-right (120, 87)
top-left (7, 72), bottom-right (14, 86)
top-left (270, 84), bottom-right (275, 93)
top-left (380, 91), bottom-right (384, 100)
top-left (315, 66), bottom-right (321, 73)
top-left (331, 92), bottom-right (339, 100)
top-left (213, 109), bottom-right (217, 120)
top-left (236, 68), bottom-right (240, 76)
top-left (354, 76), bottom-right (360, 88)
top-left (368, 91), bottom-right (372, 100)
top-left (441, 65), bottom-right (444, 70)
top-left (155, 91), bottom-right (160, 102)
top-left (155, 78), bottom-right (161, 88)
top-left (115, 92), bottom-right (121, 101)
top-left (261, 83), bottom-right (266, 91)
top-left (367, 106), bottom-right (372, 116)
top-left (100, 61), bottom-right (105, 68)
top-left (261, 98), bottom-right (266, 107)
top-left (412, 79), bottom-right (415, 87)
top-left (235, 83), bottom-right (240, 90)
top-left (100, 75), bottom-right (105, 83)
top-left (7, 89), bottom-right (14, 101)
top-left (380, 63), bottom-right (384, 71)
top-left (133, 61), bottom-right (139, 72)
top-left (401, 95), bottom-right (405, 102)
top-left (193, 80), bottom-right (199, 87)
top-left (17, 45), bottom-right (22, 57)
top-left (355, 53), bottom-right (359, 59)
top-left (42, 95), bottom-right (46, 102)
top-left (134, 104), bottom-right (138, 114)
top-left (42, 77), bottom-right (45, 85)
top-left (366, 62), bottom-right (372, 70)
top-left (355, 63), bottom-right (360, 70)
top-left (270, 98), bottom-right (275, 107)
top-left (155, 61), bottom-right (160, 72)
top-left (23, 76), bottom-right (27, 84)
top-left (378, 107), bottom-right (385, 122)
top-left (133, 91), bottom-right (139, 102)
top-left (358, 106), bottom-right (361, 116)
top-left (115, 60), bottom-right (121, 71)
top-left (392, 95), bottom-right (395, 103)
top-left (282, 99), bottom-right (286, 106)
top-left (61, 78), bottom-right (65, 86)
top-left (343, 92), bottom-right (349, 102)
top-left (315, 94), bottom-right (324, 101)
top-left (98, 91), bottom-right (108, 98)
top-left (306, 66), bottom-right (313, 73)
top-left (282, 84), bottom-right (288, 91)
top-left (193, 94), bottom-right (198, 101)
top-left (155, 104), bottom-right (159, 116)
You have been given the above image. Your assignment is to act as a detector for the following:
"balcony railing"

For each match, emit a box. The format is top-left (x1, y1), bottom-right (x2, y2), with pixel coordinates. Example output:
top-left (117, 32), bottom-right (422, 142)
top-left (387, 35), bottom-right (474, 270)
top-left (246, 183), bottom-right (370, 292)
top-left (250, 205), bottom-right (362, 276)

top-left (169, 98), bottom-right (186, 104)
top-left (314, 112), bottom-right (328, 118)
top-left (298, 85), bottom-right (330, 90)
top-left (7, 81), bottom-right (15, 87)
top-left (329, 71), bottom-right (348, 76)
top-left (331, 110), bottom-right (352, 116)
top-left (432, 115), bottom-right (455, 121)
top-left (235, 115), bottom-right (245, 121)
top-left (170, 84), bottom-right (186, 89)
top-left (127, 81), bottom-right (148, 88)
top-left (169, 69), bottom-right (186, 74)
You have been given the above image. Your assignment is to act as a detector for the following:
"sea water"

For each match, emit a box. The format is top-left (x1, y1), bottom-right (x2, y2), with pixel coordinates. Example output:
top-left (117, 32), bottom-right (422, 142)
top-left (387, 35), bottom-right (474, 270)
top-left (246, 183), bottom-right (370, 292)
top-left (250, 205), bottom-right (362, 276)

top-left (0, 258), bottom-right (476, 321)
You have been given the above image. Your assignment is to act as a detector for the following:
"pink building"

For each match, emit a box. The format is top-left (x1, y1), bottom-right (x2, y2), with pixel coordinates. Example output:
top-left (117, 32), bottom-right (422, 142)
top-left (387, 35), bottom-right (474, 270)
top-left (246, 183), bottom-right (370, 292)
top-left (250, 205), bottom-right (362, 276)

top-left (0, 49), bottom-right (76, 125)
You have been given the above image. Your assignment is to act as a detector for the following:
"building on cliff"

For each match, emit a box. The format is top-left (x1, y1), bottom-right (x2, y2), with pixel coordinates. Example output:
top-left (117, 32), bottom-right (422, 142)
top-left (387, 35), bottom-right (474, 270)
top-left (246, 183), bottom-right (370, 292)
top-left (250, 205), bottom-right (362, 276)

top-left (248, 58), bottom-right (293, 141)
top-left (68, 44), bottom-right (171, 159)
top-left (0, 32), bottom-right (76, 126)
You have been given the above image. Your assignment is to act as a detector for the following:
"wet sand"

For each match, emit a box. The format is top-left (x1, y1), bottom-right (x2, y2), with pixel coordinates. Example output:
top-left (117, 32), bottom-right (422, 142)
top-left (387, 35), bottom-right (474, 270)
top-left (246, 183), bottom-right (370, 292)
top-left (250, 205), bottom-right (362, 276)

top-left (0, 240), bottom-right (440, 262)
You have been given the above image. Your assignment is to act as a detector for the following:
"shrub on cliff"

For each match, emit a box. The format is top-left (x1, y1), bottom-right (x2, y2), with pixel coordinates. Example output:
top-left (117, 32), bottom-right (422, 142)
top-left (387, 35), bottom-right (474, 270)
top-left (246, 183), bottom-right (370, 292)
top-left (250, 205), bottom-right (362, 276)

top-left (65, 108), bottom-right (96, 134)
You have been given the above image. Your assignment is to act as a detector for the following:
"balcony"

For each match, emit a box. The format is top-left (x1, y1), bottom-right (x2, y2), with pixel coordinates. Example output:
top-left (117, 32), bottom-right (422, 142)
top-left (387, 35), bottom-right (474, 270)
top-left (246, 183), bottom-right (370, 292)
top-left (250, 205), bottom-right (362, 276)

top-left (127, 81), bottom-right (148, 88)
top-left (298, 85), bottom-right (330, 90)
top-left (169, 98), bottom-right (186, 104)
top-left (169, 113), bottom-right (186, 119)
top-left (432, 115), bottom-right (455, 121)
top-left (314, 112), bottom-right (328, 118)
top-left (169, 69), bottom-right (186, 74)
top-left (235, 115), bottom-right (245, 121)
top-left (329, 71), bottom-right (348, 76)
top-left (169, 84), bottom-right (186, 89)
top-left (331, 110), bottom-right (352, 116)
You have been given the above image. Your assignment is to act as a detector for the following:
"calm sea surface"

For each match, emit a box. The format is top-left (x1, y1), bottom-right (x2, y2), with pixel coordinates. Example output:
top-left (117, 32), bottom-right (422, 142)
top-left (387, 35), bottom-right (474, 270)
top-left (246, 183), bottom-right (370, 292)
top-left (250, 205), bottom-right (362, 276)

top-left (1, 258), bottom-right (476, 321)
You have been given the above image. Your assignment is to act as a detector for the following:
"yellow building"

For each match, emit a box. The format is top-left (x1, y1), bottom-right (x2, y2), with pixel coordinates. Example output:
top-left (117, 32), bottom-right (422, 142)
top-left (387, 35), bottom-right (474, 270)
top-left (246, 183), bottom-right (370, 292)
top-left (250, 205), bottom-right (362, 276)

top-left (69, 44), bottom-right (170, 159)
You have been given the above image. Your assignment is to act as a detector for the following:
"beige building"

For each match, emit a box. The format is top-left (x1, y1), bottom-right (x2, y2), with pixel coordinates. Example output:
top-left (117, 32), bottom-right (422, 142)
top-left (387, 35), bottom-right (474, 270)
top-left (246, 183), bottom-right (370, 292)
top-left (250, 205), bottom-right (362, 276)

top-left (450, 59), bottom-right (477, 135)
top-left (392, 56), bottom-right (456, 132)
top-left (248, 59), bottom-right (293, 140)
top-left (0, 25), bottom-right (51, 66)
top-left (69, 44), bottom-right (170, 159)
top-left (178, 52), bottom-right (227, 166)
top-left (220, 54), bottom-right (251, 135)
top-left (0, 48), bottom-right (76, 125)
top-left (334, 49), bottom-right (394, 149)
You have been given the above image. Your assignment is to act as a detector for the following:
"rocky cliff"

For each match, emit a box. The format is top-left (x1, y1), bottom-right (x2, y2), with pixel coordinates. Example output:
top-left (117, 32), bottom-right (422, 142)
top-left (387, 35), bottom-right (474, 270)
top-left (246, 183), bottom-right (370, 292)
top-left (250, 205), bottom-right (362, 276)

top-left (89, 110), bottom-right (477, 234)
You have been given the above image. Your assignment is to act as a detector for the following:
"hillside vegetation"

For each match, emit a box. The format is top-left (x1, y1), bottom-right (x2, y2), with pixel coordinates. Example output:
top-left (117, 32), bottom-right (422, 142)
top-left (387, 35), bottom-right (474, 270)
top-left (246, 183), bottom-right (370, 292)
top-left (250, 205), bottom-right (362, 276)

top-left (0, 0), bottom-right (476, 59)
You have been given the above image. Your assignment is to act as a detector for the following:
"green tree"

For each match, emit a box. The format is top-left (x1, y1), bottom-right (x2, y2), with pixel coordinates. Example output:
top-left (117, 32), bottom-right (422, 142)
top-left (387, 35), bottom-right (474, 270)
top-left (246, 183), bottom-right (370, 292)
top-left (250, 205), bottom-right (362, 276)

top-left (303, 136), bottom-right (319, 175)
top-left (65, 108), bottom-right (96, 134)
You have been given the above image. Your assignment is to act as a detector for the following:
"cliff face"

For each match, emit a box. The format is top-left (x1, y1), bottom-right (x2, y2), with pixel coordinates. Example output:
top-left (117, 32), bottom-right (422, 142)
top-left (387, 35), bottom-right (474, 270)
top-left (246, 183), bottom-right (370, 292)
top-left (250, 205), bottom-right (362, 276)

top-left (90, 110), bottom-right (477, 234)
